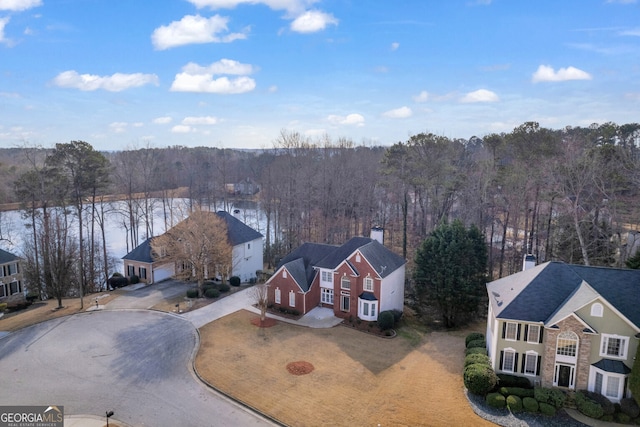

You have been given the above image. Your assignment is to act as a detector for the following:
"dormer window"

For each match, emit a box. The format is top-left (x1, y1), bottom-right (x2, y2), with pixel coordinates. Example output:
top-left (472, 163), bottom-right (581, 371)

top-left (591, 303), bottom-right (603, 318)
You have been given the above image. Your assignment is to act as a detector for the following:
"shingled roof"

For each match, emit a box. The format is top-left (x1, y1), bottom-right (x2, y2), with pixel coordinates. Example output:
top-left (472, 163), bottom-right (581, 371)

top-left (0, 248), bottom-right (20, 264)
top-left (122, 237), bottom-right (154, 263)
top-left (487, 261), bottom-right (640, 328)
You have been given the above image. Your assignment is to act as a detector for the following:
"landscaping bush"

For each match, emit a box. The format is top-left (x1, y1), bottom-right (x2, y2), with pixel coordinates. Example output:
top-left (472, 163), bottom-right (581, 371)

top-left (217, 283), bottom-right (230, 293)
top-left (465, 332), bottom-right (485, 347)
top-left (506, 395), bottom-right (523, 412)
top-left (463, 363), bottom-right (498, 396)
top-left (485, 392), bottom-right (506, 408)
top-left (499, 387), bottom-right (535, 398)
top-left (203, 280), bottom-right (216, 290)
top-left (129, 274), bottom-right (140, 284)
top-left (523, 397), bottom-right (539, 413)
top-left (465, 347), bottom-right (487, 356)
top-left (112, 272), bottom-right (123, 277)
top-left (377, 310), bottom-right (395, 331)
top-left (616, 413), bottom-right (631, 424)
top-left (621, 398), bottom-right (640, 418)
top-left (108, 275), bottom-right (129, 288)
top-left (580, 390), bottom-right (614, 415)
top-left (0, 303), bottom-right (7, 312)
top-left (186, 289), bottom-right (199, 298)
top-left (26, 293), bottom-right (39, 303)
top-left (204, 288), bottom-right (220, 299)
top-left (497, 373), bottom-right (532, 388)
top-left (538, 402), bottom-right (556, 417)
top-left (464, 353), bottom-right (490, 368)
top-left (466, 338), bottom-right (486, 349)
top-left (575, 391), bottom-right (604, 419)
top-left (229, 276), bottom-right (241, 286)
top-left (391, 309), bottom-right (403, 323)
top-left (534, 387), bottom-right (566, 409)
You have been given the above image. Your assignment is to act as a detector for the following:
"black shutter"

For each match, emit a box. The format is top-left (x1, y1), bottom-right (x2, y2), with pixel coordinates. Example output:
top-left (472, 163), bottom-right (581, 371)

top-left (499, 351), bottom-right (504, 370)
top-left (514, 353), bottom-right (519, 372)
top-left (539, 327), bottom-right (544, 344)
top-left (502, 323), bottom-right (506, 339)
top-left (524, 325), bottom-right (529, 342)
top-left (516, 324), bottom-right (521, 341)
top-left (536, 355), bottom-right (542, 376)
top-left (521, 354), bottom-right (526, 373)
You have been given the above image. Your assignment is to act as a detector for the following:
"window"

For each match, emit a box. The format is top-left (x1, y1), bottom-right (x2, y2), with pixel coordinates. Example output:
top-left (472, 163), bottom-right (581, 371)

top-left (556, 331), bottom-right (578, 359)
top-left (526, 325), bottom-right (541, 343)
top-left (9, 281), bottom-right (20, 295)
top-left (605, 376), bottom-right (620, 399)
top-left (0, 283), bottom-right (5, 298)
top-left (600, 334), bottom-right (628, 359)
top-left (341, 276), bottom-right (350, 290)
top-left (504, 322), bottom-right (518, 341)
top-left (139, 267), bottom-right (147, 279)
top-left (524, 352), bottom-right (539, 376)
top-left (595, 372), bottom-right (603, 395)
top-left (247, 243), bottom-right (251, 250)
top-left (282, 270), bottom-right (287, 279)
top-left (275, 288), bottom-right (281, 304)
top-left (501, 349), bottom-right (516, 373)
top-left (591, 303), bottom-right (603, 317)
top-left (289, 290), bottom-right (295, 307)
top-left (127, 265), bottom-right (135, 277)
top-left (340, 292), bottom-right (350, 312)
top-left (355, 254), bottom-right (361, 263)
top-left (321, 270), bottom-right (333, 284)
top-left (364, 277), bottom-right (374, 292)
top-left (321, 288), bottom-right (334, 305)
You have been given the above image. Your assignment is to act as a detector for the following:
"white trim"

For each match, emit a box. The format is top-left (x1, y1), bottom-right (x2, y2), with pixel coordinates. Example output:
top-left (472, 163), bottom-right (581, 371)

top-left (321, 288), bottom-right (334, 305)
top-left (526, 324), bottom-right (541, 344)
top-left (288, 290), bottom-right (296, 307)
top-left (501, 348), bottom-right (516, 373)
top-left (554, 363), bottom-right (576, 389)
top-left (589, 365), bottom-right (627, 403)
top-left (590, 302), bottom-right (603, 317)
top-left (599, 334), bottom-right (629, 359)
top-left (505, 322), bottom-right (518, 341)
top-left (363, 276), bottom-right (374, 292)
top-left (524, 350), bottom-right (538, 376)
top-left (275, 287), bottom-right (281, 304)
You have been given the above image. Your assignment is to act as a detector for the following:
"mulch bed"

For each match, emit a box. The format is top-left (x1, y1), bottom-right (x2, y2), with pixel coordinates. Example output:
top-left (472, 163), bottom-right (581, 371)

top-left (286, 361), bottom-right (314, 375)
top-left (250, 316), bottom-right (278, 328)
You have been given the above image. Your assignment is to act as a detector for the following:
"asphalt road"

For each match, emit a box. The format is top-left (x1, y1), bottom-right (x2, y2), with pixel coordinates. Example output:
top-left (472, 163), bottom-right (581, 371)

top-left (0, 309), bottom-right (272, 427)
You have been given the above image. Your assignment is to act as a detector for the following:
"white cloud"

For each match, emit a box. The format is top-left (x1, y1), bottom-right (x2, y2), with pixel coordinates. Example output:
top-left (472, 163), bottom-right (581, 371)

top-left (110, 122), bottom-right (128, 133)
top-left (151, 14), bottom-right (247, 50)
top-left (382, 106), bottom-right (412, 119)
top-left (290, 10), bottom-right (337, 33)
top-left (52, 71), bottom-right (159, 92)
top-left (461, 89), bottom-right (499, 103)
top-left (327, 113), bottom-right (365, 127)
top-left (0, 0), bottom-right (42, 11)
top-left (0, 17), bottom-right (9, 45)
top-left (171, 125), bottom-right (193, 133)
top-left (413, 90), bottom-right (429, 102)
top-left (620, 28), bottom-right (640, 36)
top-left (532, 65), bottom-right (592, 83)
top-left (153, 116), bottom-right (173, 124)
top-left (268, 85), bottom-right (278, 93)
top-left (182, 116), bottom-right (219, 125)
top-left (390, 42), bottom-right (399, 51)
top-left (187, 0), bottom-right (314, 15)
top-left (170, 59), bottom-right (256, 94)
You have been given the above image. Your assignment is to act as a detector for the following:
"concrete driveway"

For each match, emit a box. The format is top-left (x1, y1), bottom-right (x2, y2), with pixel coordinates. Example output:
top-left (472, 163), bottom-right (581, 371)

top-left (0, 309), bottom-right (273, 427)
top-left (105, 279), bottom-right (190, 310)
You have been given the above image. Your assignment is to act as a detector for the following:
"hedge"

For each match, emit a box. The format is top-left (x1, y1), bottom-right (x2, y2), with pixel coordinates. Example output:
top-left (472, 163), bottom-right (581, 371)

top-left (218, 283), bottom-right (230, 293)
top-left (0, 303), bottom-right (6, 312)
top-left (186, 289), bottom-right (199, 298)
top-left (464, 353), bottom-right (490, 368)
top-left (204, 288), bottom-right (220, 299)
top-left (466, 339), bottom-right (486, 349)
top-left (497, 373), bottom-right (532, 389)
top-left (575, 391), bottom-right (604, 419)
top-left (534, 387), bottom-right (566, 409)
top-left (523, 397), bottom-right (539, 413)
top-left (485, 393), bottom-right (506, 408)
top-left (465, 347), bottom-right (487, 356)
top-left (465, 332), bottom-right (485, 347)
top-left (506, 395), bottom-right (523, 412)
top-left (499, 387), bottom-right (535, 398)
top-left (230, 276), bottom-right (241, 286)
top-left (579, 390), bottom-right (614, 415)
top-left (620, 398), bottom-right (640, 418)
top-left (463, 363), bottom-right (498, 396)
top-left (377, 310), bottom-right (395, 331)
top-left (538, 402), bottom-right (556, 417)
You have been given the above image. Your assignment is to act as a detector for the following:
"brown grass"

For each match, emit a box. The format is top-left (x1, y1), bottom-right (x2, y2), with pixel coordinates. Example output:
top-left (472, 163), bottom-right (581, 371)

top-left (195, 310), bottom-right (493, 427)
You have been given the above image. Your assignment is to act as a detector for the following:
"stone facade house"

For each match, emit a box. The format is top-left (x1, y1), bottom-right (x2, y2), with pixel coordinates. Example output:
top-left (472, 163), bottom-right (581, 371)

top-left (486, 260), bottom-right (640, 403)
top-left (265, 229), bottom-right (405, 321)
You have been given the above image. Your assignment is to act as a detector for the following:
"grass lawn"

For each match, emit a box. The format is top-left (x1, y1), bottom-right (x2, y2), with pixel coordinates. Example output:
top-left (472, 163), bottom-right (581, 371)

top-left (195, 310), bottom-right (494, 427)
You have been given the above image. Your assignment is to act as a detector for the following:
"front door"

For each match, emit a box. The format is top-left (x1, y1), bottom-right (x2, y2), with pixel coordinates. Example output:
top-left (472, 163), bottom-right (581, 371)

top-left (555, 364), bottom-right (574, 388)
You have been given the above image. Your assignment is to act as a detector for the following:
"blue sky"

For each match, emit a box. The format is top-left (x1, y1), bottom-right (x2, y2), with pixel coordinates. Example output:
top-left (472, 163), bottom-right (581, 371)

top-left (1, 0), bottom-right (639, 151)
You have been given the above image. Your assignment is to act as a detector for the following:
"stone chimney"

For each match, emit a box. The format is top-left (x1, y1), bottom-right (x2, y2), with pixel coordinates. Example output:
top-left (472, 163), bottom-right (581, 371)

top-left (370, 227), bottom-right (384, 245)
top-left (523, 254), bottom-right (536, 271)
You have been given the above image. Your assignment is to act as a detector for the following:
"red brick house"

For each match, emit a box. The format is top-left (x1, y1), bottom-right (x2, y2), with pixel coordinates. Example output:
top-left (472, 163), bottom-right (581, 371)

top-left (266, 231), bottom-right (405, 321)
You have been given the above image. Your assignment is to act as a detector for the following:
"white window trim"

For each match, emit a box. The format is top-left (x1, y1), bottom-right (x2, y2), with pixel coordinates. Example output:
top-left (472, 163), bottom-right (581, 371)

top-left (358, 299), bottom-right (377, 321)
top-left (501, 348), bottom-right (516, 373)
top-left (526, 325), bottom-right (540, 344)
top-left (600, 334), bottom-right (629, 359)
top-left (505, 322), bottom-right (518, 341)
top-left (524, 351), bottom-right (538, 376)
top-left (321, 269), bottom-right (333, 286)
top-left (589, 366), bottom-right (626, 403)
top-left (363, 276), bottom-right (374, 292)
top-left (282, 269), bottom-right (287, 279)
top-left (340, 292), bottom-right (350, 312)
top-left (321, 288), bottom-right (334, 305)
top-left (591, 302), bottom-right (603, 317)
top-left (341, 276), bottom-right (351, 290)
top-left (288, 290), bottom-right (295, 307)
top-left (553, 363), bottom-right (576, 389)
top-left (556, 331), bottom-right (579, 363)
top-left (274, 287), bottom-right (281, 304)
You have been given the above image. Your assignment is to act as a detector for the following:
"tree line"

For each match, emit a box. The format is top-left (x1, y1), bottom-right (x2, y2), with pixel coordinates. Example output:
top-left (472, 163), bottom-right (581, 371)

top-left (2, 121), bottom-right (639, 306)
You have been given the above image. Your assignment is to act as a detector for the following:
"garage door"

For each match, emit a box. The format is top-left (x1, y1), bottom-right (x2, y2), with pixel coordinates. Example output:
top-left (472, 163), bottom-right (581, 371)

top-left (153, 263), bottom-right (174, 283)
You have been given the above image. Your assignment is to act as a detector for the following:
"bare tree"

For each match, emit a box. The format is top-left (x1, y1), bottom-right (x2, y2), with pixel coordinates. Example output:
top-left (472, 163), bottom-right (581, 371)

top-left (250, 283), bottom-right (269, 325)
top-left (150, 209), bottom-right (232, 297)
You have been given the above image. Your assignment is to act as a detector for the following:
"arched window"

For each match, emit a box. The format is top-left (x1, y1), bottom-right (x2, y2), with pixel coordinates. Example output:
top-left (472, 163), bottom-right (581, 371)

top-left (556, 331), bottom-right (578, 359)
top-left (591, 302), bottom-right (603, 317)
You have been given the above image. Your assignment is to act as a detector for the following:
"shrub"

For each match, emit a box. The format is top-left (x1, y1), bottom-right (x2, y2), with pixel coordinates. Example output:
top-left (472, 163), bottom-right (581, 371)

top-left (0, 303), bottom-right (7, 312)
top-left (538, 402), bottom-right (556, 417)
top-left (186, 289), bottom-right (199, 298)
top-left (463, 363), bottom-right (498, 396)
top-left (575, 391), bottom-right (604, 419)
top-left (391, 309), bottom-right (403, 323)
top-left (218, 283), bottom-right (230, 293)
top-left (621, 398), bottom-right (640, 418)
top-left (465, 332), bottom-right (485, 347)
top-left (26, 293), bottom-right (39, 302)
top-left (580, 390), bottom-right (614, 415)
top-left (497, 373), bottom-right (532, 388)
top-left (616, 413), bottom-right (631, 424)
top-left (499, 387), bottom-right (535, 398)
top-left (465, 347), bottom-right (487, 356)
top-left (534, 387), bottom-right (566, 409)
top-left (485, 392), bottom-right (506, 408)
top-left (111, 272), bottom-right (123, 277)
top-left (204, 288), bottom-right (220, 299)
top-left (523, 397), bottom-right (539, 413)
top-left (506, 395), bottom-right (523, 412)
top-left (377, 310), bottom-right (395, 331)
top-left (464, 354), bottom-right (490, 368)
top-left (203, 280), bottom-right (216, 290)
top-left (109, 275), bottom-right (129, 288)
top-left (466, 338), bottom-right (486, 349)
top-left (229, 276), bottom-right (241, 286)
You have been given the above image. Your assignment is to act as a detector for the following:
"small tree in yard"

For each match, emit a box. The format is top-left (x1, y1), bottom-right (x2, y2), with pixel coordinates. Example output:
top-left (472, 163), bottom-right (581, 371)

top-left (151, 209), bottom-right (232, 298)
top-left (414, 219), bottom-right (487, 328)
top-left (250, 284), bottom-right (269, 325)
